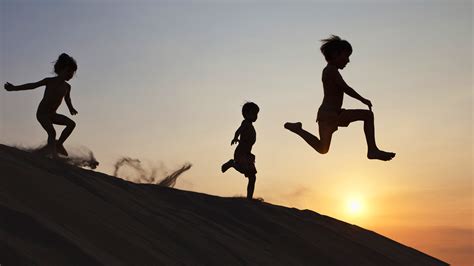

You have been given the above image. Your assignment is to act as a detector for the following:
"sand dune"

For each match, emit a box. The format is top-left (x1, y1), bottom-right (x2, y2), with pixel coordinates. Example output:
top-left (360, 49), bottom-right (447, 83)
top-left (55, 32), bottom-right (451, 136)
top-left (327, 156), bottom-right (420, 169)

top-left (0, 145), bottom-right (448, 265)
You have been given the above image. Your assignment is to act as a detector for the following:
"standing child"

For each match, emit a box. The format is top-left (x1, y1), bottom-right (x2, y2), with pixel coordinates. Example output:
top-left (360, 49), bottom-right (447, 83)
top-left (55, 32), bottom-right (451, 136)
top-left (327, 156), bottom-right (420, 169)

top-left (222, 102), bottom-right (259, 200)
top-left (285, 35), bottom-right (395, 161)
top-left (4, 53), bottom-right (78, 158)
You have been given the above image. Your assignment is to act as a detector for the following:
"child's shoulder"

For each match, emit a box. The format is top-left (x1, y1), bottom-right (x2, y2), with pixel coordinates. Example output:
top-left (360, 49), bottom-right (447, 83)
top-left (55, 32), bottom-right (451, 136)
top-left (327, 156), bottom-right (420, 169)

top-left (44, 77), bottom-right (70, 89)
top-left (241, 119), bottom-right (253, 127)
top-left (38, 76), bottom-right (55, 86)
top-left (322, 65), bottom-right (340, 79)
top-left (43, 76), bottom-right (60, 84)
top-left (323, 64), bottom-right (339, 74)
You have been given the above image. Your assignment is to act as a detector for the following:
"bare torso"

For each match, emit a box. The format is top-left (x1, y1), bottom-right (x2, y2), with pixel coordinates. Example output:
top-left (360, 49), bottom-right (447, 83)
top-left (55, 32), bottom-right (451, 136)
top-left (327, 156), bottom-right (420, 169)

top-left (37, 77), bottom-right (70, 115)
top-left (236, 120), bottom-right (256, 155)
top-left (320, 64), bottom-right (344, 111)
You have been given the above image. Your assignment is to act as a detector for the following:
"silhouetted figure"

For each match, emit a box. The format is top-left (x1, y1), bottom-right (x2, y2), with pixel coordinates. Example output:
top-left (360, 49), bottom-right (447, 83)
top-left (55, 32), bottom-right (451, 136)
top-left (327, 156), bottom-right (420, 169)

top-left (285, 35), bottom-right (395, 161)
top-left (222, 102), bottom-right (259, 200)
top-left (4, 53), bottom-right (78, 158)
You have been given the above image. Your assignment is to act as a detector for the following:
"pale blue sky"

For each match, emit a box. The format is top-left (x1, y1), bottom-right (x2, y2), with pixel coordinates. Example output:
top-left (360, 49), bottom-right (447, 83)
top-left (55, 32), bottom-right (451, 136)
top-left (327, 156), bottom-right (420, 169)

top-left (1, 1), bottom-right (472, 263)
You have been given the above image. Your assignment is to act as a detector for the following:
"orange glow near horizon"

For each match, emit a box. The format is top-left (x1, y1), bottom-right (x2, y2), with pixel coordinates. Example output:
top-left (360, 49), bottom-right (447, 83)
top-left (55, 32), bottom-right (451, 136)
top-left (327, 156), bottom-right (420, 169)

top-left (346, 197), bottom-right (364, 216)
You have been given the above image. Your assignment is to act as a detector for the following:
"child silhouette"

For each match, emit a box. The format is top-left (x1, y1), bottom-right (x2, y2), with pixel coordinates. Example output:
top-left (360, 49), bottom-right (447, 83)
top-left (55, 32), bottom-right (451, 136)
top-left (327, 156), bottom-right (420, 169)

top-left (285, 35), bottom-right (395, 161)
top-left (4, 53), bottom-right (78, 158)
top-left (222, 102), bottom-right (259, 200)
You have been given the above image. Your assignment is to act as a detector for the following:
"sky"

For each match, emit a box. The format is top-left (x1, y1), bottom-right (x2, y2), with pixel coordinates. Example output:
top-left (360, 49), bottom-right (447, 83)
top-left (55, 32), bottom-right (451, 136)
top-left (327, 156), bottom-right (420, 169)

top-left (1, 0), bottom-right (472, 264)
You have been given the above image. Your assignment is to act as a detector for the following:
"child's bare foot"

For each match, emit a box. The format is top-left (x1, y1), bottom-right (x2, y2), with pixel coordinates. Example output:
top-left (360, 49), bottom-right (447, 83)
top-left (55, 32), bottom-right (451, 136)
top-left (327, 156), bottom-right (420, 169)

top-left (284, 122), bottom-right (302, 133)
top-left (56, 142), bottom-right (68, 157)
top-left (221, 159), bottom-right (234, 173)
top-left (368, 149), bottom-right (396, 161)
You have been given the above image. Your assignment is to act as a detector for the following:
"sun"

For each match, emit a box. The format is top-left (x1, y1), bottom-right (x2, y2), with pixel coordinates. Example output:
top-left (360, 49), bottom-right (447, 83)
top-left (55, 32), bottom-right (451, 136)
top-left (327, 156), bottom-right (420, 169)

top-left (346, 197), bottom-right (364, 215)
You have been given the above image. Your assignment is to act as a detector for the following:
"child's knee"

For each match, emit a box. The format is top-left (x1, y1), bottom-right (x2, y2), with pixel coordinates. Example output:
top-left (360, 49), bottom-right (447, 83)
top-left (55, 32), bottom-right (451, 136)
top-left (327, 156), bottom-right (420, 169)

top-left (319, 140), bottom-right (331, 154)
top-left (364, 110), bottom-right (374, 121)
top-left (68, 120), bottom-right (76, 129)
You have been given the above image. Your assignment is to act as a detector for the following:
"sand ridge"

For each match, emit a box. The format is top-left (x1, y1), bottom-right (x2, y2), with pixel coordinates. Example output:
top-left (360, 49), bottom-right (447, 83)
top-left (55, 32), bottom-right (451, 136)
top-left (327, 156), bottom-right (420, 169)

top-left (0, 145), bottom-right (448, 265)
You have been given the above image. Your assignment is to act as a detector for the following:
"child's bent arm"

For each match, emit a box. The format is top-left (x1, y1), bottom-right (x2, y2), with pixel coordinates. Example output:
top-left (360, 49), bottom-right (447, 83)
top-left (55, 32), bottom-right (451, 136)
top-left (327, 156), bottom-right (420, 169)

top-left (231, 121), bottom-right (246, 145)
top-left (64, 86), bottom-right (78, 115)
top-left (331, 68), bottom-right (368, 103)
top-left (343, 86), bottom-right (365, 102)
top-left (344, 85), bottom-right (372, 108)
top-left (233, 128), bottom-right (240, 140)
top-left (5, 78), bottom-right (50, 91)
top-left (232, 127), bottom-right (241, 145)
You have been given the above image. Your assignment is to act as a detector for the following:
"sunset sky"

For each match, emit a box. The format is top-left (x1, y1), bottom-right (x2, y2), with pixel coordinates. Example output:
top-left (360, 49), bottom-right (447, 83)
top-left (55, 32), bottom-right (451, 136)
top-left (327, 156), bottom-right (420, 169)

top-left (1, 1), bottom-right (472, 265)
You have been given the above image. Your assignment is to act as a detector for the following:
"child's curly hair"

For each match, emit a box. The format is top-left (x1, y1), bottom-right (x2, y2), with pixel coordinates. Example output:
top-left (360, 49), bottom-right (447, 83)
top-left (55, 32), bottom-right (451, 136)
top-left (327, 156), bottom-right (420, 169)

top-left (54, 53), bottom-right (77, 74)
top-left (320, 35), bottom-right (352, 61)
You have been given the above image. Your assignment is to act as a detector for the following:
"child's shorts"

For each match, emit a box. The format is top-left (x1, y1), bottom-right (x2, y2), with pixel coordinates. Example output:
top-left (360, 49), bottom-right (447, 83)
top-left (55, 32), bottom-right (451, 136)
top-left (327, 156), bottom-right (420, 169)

top-left (233, 152), bottom-right (257, 177)
top-left (316, 108), bottom-right (349, 133)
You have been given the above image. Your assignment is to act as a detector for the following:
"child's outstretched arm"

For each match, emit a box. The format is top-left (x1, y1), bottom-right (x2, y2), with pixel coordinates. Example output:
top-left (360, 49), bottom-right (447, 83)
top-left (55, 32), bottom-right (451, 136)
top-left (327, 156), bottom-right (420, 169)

top-left (4, 78), bottom-right (50, 91)
top-left (333, 70), bottom-right (372, 109)
top-left (64, 85), bottom-right (78, 115)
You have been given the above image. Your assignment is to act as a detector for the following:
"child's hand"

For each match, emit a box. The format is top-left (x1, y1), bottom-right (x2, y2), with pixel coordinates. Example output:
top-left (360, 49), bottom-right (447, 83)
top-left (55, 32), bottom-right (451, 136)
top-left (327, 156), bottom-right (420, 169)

top-left (361, 98), bottom-right (372, 110)
top-left (231, 138), bottom-right (239, 145)
top-left (4, 82), bottom-right (15, 91)
top-left (70, 108), bottom-right (78, 115)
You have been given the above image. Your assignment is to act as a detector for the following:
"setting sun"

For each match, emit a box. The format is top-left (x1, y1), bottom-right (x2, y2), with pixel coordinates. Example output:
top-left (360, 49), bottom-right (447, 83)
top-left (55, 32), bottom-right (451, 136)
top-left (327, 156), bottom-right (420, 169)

top-left (347, 198), bottom-right (364, 215)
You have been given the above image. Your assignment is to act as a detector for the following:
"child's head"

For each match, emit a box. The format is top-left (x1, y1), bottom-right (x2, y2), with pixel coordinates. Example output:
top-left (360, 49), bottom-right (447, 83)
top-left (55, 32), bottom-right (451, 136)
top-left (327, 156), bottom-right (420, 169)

top-left (242, 102), bottom-right (259, 122)
top-left (320, 35), bottom-right (352, 69)
top-left (54, 53), bottom-right (77, 80)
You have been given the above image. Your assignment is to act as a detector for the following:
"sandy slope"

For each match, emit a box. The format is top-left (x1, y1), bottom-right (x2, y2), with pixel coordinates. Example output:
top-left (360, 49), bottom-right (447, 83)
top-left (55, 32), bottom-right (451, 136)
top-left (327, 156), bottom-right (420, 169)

top-left (0, 145), bottom-right (448, 265)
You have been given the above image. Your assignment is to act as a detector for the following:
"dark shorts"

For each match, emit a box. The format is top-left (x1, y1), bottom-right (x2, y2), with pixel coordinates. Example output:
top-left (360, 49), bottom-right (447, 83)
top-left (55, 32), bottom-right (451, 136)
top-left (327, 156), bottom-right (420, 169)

top-left (233, 151), bottom-right (257, 177)
top-left (316, 108), bottom-right (349, 133)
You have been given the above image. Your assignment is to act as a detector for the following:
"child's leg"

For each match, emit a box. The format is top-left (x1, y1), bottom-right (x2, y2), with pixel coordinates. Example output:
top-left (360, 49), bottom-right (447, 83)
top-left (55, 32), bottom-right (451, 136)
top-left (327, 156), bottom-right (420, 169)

top-left (246, 174), bottom-right (256, 200)
top-left (221, 159), bottom-right (234, 173)
top-left (37, 115), bottom-right (57, 156)
top-left (52, 114), bottom-right (76, 156)
top-left (339, 109), bottom-right (377, 149)
top-left (284, 122), bottom-right (333, 154)
top-left (338, 109), bottom-right (395, 160)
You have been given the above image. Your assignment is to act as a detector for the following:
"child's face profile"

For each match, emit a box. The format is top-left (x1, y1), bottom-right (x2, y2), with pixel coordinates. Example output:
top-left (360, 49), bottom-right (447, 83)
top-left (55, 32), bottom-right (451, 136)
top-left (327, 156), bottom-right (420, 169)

top-left (333, 50), bottom-right (351, 69)
top-left (246, 110), bottom-right (259, 122)
top-left (59, 67), bottom-right (76, 81)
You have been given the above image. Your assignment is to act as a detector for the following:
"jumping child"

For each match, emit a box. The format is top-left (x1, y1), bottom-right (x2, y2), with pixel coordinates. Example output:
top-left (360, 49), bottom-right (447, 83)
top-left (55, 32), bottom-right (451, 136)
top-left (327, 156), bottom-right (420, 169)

top-left (222, 102), bottom-right (259, 200)
top-left (285, 35), bottom-right (395, 161)
top-left (4, 53), bottom-right (78, 158)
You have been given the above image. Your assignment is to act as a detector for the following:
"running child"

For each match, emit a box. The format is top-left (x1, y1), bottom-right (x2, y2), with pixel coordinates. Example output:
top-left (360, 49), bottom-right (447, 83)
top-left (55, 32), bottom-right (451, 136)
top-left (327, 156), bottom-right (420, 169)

top-left (222, 102), bottom-right (259, 200)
